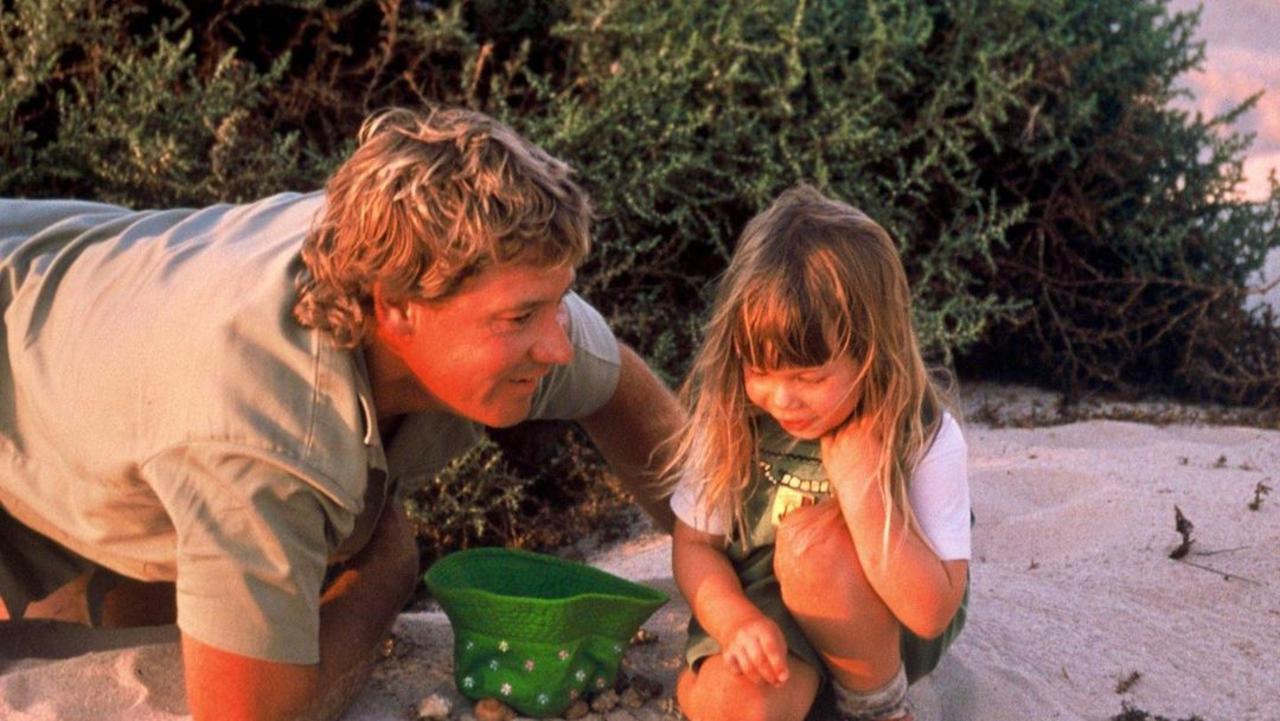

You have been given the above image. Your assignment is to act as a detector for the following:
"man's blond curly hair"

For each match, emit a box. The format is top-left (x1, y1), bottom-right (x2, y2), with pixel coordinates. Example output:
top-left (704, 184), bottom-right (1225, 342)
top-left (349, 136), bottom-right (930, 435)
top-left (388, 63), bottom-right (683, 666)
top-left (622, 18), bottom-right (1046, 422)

top-left (294, 107), bottom-right (591, 347)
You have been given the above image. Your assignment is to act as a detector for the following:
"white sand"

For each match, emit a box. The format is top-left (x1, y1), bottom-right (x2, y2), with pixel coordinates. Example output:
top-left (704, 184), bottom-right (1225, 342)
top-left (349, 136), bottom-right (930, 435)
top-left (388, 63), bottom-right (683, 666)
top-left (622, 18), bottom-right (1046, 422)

top-left (3, 401), bottom-right (1277, 721)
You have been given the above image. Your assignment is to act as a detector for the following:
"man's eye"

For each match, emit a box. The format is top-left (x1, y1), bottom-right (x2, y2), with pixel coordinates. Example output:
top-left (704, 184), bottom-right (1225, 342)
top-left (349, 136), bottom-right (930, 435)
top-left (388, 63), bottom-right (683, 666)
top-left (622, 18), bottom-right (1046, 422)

top-left (496, 312), bottom-right (534, 329)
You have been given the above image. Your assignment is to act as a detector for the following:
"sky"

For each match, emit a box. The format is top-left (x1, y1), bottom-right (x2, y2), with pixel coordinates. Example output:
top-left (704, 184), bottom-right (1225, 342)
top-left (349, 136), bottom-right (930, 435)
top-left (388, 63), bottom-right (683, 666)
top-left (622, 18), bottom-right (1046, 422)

top-left (1166, 0), bottom-right (1280, 202)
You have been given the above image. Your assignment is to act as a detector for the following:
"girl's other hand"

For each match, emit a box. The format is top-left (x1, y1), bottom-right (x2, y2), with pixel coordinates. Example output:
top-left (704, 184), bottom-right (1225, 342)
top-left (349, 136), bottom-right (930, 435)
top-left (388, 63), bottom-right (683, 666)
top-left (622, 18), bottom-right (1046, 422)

top-left (819, 412), bottom-right (883, 492)
top-left (722, 614), bottom-right (790, 686)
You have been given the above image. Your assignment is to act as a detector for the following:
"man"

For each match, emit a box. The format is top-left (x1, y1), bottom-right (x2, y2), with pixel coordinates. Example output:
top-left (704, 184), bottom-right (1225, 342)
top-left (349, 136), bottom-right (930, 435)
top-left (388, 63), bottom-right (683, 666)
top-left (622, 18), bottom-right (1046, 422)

top-left (0, 107), bottom-right (681, 720)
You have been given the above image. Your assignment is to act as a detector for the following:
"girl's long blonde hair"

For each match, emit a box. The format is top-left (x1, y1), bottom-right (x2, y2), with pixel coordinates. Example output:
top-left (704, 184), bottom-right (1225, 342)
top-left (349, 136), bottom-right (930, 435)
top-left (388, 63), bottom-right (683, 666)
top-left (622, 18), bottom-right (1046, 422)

top-left (671, 185), bottom-right (950, 546)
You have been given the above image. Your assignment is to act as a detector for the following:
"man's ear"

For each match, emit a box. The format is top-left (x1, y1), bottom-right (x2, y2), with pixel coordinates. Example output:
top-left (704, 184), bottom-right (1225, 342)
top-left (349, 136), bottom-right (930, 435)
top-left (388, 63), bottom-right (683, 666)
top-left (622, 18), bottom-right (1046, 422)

top-left (372, 282), bottom-right (415, 340)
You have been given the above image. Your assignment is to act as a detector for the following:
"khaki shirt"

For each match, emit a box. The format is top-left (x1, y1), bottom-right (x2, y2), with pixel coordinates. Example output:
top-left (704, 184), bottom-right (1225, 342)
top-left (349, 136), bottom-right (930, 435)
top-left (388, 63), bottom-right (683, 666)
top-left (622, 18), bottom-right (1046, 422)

top-left (0, 192), bottom-right (620, 662)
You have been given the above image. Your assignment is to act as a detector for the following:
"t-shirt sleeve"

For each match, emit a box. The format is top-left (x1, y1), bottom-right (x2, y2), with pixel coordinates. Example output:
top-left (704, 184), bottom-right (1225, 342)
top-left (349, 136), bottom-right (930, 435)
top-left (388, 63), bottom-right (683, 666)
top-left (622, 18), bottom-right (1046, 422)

top-left (144, 445), bottom-right (347, 664)
top-left (526, 291), bottom-right (621, 420)
top-left (669, 465), bottom-right (730, 536)
top-left (907, 413), bottom-right (971, 560)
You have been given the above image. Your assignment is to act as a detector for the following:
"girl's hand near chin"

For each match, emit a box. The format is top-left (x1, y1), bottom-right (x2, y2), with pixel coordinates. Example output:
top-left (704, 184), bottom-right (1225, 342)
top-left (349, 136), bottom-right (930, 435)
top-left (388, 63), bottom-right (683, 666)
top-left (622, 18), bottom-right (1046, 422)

top-left (819, 413), bottom-right (884, 495)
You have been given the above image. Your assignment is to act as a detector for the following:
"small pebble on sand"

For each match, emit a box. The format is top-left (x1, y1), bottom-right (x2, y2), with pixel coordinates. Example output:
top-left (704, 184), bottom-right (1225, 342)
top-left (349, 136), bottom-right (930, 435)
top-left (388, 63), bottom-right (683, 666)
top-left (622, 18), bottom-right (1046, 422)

top-left (562, 699), bottom-right (590, 720)
top-left (474, 697), bottom-right (516, 721)
top-left (415, 692), bottom-right (453, 720)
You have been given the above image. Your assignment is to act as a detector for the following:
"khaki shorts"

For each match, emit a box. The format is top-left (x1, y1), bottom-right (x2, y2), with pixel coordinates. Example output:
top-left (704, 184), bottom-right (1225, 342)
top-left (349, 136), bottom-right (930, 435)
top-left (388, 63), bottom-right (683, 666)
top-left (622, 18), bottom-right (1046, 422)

top-left (0, 503), bottom-right (120, 623)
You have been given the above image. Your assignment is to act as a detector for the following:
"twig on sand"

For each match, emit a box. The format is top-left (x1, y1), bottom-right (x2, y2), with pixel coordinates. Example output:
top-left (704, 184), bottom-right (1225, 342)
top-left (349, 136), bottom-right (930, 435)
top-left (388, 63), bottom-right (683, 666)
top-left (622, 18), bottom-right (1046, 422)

top-left (1190, 545), bottom-right (1249, 556)
top-left (1175, 558), bottom-right (1263, 585)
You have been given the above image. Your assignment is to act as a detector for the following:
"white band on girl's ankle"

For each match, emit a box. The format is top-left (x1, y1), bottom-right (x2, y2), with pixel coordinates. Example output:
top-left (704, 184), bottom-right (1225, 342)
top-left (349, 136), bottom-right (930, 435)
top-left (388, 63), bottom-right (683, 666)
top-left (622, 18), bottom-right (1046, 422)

top-left (832, 665), bottom-right (909, 721)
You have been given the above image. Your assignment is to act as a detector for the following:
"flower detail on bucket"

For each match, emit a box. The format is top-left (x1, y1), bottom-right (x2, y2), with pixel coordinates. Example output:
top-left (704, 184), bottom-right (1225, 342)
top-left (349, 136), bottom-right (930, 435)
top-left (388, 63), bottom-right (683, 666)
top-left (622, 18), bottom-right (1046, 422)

top-left (489, 659), bottom-right (500, 671)
top-left (500, 682), bottom-right (513, 697)
top-left (574, 669), bottom-right (587, 683)
top-left (613, 643), bottom-right (623, 654)
top-left (464, 640), bottom-right (474, 651)
top-left (524, 659), bottom-right (536, 672)
top-left (462, 676), bottom-right (475, 689)
top-left (538, 693), bottom-right (550, 706)
top-left (595, 677), bottom-right (607, 689)
top-left (557, 649), bottom-right (570, 661)
top-left (497, 640), bottom-right (510, 653)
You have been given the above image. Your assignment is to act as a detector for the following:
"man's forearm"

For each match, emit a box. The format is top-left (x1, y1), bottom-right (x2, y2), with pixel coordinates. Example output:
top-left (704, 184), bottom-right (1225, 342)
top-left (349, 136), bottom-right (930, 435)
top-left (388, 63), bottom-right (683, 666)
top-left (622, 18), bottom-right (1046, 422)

top-left (181, 504), bottom-right (419, 721)
top-left (581, 344), bottom-right (684, 533)
top-left (302, 505), bottom-right (420, 721)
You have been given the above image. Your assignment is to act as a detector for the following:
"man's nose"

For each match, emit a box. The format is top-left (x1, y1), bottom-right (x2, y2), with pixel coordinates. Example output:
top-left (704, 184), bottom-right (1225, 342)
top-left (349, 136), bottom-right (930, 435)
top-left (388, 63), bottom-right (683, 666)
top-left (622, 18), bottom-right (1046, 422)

top-left (530, 303), bottom-right (574, 365)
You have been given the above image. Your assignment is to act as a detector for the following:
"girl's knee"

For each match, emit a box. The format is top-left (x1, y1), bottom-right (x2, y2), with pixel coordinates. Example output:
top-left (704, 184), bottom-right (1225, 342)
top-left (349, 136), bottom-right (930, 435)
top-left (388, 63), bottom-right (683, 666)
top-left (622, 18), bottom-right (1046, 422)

top-left (677, 656), bottom-right (815, 721)
top-left (774, 505), bottom-right (865, 599)
top-left (678, 661), bottom-right (769, 721)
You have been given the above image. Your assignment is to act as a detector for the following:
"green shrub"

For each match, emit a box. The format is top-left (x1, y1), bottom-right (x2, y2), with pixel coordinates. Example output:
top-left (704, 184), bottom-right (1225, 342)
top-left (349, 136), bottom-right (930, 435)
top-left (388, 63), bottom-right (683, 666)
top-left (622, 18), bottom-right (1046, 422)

top-left (948, 0), bottom-right (1280, 405)
top-left (5, 0), bottom-right (1278, 551)
top-left (525, 0), bottom-right (1033, 375)
top-left (525, 0), bottom-right (1279, 403)
top-left (406, 423), bottom-right (629, 563)
top-left (402, 435), bottom-right (533, 560)
top-left (1, 0), bottom-right (323, 206)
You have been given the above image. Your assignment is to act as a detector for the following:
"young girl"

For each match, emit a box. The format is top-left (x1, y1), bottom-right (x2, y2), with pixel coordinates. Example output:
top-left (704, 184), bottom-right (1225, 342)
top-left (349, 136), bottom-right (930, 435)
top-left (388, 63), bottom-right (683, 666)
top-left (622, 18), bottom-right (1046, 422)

top-left (669, 186), bottom-right (970, 721)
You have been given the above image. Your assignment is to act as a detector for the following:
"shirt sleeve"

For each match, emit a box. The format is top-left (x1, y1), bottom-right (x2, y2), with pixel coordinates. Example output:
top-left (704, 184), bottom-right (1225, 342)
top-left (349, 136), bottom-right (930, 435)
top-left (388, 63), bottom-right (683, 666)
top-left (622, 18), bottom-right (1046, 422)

top-left (527, 291), bottom-right (621, 420)
top-left (907, 413), bottom-right (971, 560)
top-left (144, 445), bottom-right (349, 664)
top-left (668, 429), bottom-right (731, 535)
top-left (669, 466), bottom-right (731, 536)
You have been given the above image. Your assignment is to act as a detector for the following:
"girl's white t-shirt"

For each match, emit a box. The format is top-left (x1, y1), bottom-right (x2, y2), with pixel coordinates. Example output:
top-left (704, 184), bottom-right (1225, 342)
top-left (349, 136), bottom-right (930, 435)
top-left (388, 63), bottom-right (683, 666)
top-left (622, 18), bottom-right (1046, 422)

top-left (670, 412), bottom-right (971, 560)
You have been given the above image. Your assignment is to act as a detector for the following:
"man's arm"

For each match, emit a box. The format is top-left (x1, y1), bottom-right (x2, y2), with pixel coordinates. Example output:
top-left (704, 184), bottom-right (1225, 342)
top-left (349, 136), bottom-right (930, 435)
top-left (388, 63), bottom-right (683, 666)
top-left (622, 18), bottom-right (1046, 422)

top-left (182, 504), bottom-right (419, 721)
top-left (578, 343), bottom-right (684, 533)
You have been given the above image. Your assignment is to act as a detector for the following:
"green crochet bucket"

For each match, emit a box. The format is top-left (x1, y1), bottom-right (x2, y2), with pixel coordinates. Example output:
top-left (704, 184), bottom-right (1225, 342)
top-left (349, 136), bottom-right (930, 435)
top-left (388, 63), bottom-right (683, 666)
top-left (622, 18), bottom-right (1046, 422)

top-left (424, 547), bottom-right (668, 717)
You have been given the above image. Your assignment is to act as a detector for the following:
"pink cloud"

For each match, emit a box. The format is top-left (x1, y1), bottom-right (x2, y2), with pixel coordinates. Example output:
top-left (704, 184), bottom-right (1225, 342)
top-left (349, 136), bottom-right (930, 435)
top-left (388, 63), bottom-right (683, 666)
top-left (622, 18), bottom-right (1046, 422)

top-left (1166, 0), bottom-right (1280, 199)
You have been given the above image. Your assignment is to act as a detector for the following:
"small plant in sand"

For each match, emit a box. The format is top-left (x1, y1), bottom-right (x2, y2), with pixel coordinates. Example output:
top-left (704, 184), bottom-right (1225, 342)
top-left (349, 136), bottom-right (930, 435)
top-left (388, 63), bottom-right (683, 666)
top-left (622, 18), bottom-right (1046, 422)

top-left (1168, 506), bottom-right (1195, 559)
top-left (1247, 481), bottom-right (1271, 511)
top-left (1114, 670), bottom-right (1142, 694)
top-left (1111, 701), bottom-right (1205, 721)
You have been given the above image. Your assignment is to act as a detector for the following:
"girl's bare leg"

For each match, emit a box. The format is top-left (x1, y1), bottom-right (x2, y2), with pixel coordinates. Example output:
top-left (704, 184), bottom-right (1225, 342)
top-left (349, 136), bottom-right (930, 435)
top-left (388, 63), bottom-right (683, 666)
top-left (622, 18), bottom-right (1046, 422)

top-left (773, 500), bottom-right (902, 693)
top-left (677, 652), bottom-right (820, 721)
